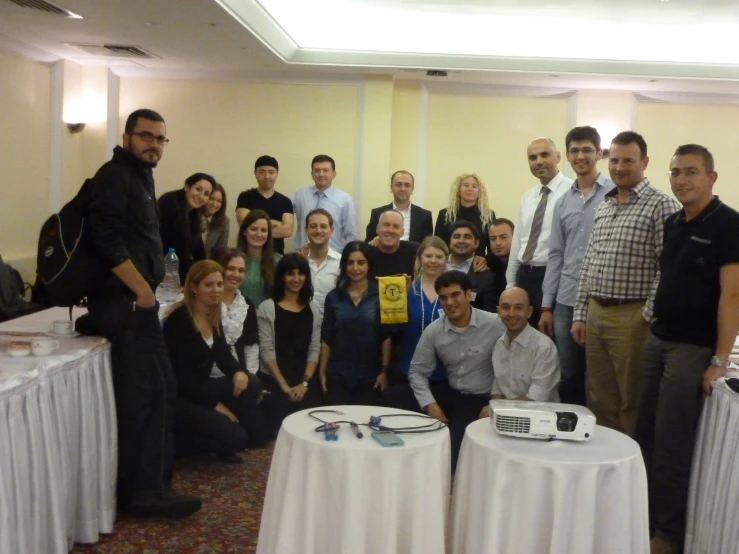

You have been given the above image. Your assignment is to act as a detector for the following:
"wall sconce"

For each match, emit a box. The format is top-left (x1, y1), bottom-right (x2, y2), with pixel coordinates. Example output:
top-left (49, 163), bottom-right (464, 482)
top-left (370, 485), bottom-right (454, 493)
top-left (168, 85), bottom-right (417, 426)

top-left (67, 123), bottom-right (86, 134)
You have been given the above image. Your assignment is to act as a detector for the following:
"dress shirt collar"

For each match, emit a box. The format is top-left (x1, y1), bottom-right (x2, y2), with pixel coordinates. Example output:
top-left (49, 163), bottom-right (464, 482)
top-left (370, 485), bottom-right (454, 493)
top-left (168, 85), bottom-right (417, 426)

top-left (570, 172), bottom-right (609, 193)
top-left (540, 171), bottom-right (567, 194)
top-left (605, 178), bottom-right (651, 202)
top-left (502, 323), bottom-right (534, 348)
top-left (442, 306), bottom-right (480, 333)
top-left (393, 202), bottom-right (412, 214)
top-left (448, 255), bottom-right (473, 273)
top-left (312, 184), bottom-right (335, 198)
top-left (309, 247), bottom-right (341, 266)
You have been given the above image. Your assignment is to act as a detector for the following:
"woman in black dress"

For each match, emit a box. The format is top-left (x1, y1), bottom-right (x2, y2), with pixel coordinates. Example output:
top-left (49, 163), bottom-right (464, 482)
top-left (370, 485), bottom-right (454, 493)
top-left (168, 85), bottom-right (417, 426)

top-left (158, 172), bottom-right (215, 283)
top-left (434, 173), bottom-right (496, 256)
top-left (256, 253), bottom-right (323, 428)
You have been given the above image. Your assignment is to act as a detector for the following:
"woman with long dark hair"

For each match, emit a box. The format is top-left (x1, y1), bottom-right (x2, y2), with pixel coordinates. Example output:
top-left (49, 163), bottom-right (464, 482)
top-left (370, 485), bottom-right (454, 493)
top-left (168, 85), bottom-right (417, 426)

top-left (319, 241), bottom-right (391, 406)
top-left (236, 209), bottom-right (282, 307)
top-left (202, 182), bottom-right (230, 258)
top-left (159, 173), bottom-right (215, 283)
top-left (163, 260), bottom-right (270, 462)
top-left (257, 254), bottom-right (323, 428)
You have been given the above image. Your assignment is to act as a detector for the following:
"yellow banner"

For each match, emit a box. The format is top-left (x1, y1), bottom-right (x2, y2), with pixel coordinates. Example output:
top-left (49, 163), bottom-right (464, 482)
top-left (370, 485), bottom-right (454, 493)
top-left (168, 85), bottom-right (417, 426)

top-left (377, 275), bottom-right (408, 324)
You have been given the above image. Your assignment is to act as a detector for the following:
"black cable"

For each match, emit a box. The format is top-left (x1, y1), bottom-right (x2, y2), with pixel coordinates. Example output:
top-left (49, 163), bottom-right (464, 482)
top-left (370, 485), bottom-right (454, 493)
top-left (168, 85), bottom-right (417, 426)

top-left (308, 410), bottom-right (447, 434)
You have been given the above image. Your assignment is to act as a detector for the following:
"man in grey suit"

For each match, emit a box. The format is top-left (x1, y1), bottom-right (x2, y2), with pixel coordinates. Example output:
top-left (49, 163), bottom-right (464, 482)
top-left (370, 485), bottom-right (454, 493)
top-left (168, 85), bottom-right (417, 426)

top-left (365, 170), bottom-right (433, 243)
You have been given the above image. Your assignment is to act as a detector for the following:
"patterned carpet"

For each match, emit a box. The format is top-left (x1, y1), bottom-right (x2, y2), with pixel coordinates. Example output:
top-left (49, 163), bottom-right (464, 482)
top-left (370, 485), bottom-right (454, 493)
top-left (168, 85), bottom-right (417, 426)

top-left (72, 442), bottom-right (275, 553)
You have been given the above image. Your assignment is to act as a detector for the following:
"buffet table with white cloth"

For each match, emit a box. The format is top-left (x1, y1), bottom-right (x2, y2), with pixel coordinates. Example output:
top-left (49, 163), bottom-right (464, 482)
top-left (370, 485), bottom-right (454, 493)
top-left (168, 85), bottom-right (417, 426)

top-left (450, 419), bottom-right (650, 554)
top-left (257, 405), bottom-right (451, 554)
top-left (0, 308), bottom-right (116, 553)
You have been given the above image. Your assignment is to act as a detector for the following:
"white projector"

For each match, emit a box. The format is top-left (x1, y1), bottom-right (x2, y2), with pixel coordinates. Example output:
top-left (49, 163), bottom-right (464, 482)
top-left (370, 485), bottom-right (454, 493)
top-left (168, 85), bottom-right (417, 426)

top-left (489, 400), bottom-right (596, 441)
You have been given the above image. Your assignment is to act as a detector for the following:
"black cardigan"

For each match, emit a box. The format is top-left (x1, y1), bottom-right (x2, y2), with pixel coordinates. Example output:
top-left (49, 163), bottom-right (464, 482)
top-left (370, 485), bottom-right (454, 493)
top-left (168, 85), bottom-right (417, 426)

top-left (163, 305), bottom-right (242, 408)
top-left (157, 189), bottom-right (206, 284)
top-left (234, 296), bottom-right (259, 371)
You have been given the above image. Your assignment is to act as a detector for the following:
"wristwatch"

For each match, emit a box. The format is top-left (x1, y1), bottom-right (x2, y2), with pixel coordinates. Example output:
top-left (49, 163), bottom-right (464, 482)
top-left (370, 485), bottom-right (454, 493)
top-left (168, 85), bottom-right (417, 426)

top-left (711, 356), bottom-right (731, 369)
top-left (302, 380), bottom-right (309, 388)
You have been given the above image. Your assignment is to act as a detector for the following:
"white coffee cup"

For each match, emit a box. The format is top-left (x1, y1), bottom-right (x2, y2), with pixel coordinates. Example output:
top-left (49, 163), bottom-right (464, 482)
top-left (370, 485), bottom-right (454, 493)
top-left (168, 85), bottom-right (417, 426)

top-left (32, 337), bottom-right (60, 356)
top-left (50, 320), bottom-right (74, 335)
top-left (8, 340), bottom-right (32, 358)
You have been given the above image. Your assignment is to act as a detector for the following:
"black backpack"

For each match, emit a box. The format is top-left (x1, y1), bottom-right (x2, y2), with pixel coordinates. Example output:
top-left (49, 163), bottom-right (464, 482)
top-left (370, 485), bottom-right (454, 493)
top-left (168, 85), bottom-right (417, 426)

top-left (0, 255), bottom-right (44, 322)
top-left (35, 178), bottom-right (106, 307)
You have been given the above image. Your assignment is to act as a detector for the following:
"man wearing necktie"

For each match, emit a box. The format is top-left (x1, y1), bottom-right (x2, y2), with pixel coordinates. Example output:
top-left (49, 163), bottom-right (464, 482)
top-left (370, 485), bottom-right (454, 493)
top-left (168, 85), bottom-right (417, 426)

top-left (506, 138), bottom-right (573, 327)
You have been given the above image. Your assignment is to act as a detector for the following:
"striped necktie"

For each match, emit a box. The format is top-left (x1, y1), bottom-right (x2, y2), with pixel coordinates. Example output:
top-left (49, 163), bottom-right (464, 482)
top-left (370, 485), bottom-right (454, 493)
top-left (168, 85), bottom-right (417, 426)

top-left (521, 186), bottom-right (551, 264)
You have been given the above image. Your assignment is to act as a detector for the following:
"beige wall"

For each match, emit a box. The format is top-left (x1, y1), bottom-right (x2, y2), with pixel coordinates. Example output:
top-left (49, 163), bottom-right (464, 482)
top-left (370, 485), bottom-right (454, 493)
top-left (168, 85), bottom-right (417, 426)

top-left (424, 91), bottom-right (570, 222)
top-left (636, 101), bottom-right (739, 209)
top-left (119, 78), bottom-right (361, 248)
top-left (0, 49), bottom-right (51, 280)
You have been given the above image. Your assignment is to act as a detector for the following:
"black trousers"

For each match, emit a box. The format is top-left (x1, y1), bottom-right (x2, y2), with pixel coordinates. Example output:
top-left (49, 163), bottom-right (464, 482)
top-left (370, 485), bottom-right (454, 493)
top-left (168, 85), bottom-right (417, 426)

top-left (382, 370), bottom-right (449, 414)
top-left (173, 398), bottom-right (248, 458)
top-left (325, 375), bottom-right (384, 407)
top-left (201, 375), bottom-right (272, 448)
top-left (515, 264), bottom-right (546, 328)
top-left (87, 291), bottom-right (175, 507)
top-left (432, 382), bottom-right (489, 471)
top-left (259, 371), bottom-right (324, 433)
top-left (635, 332), bottom-right (712, 548)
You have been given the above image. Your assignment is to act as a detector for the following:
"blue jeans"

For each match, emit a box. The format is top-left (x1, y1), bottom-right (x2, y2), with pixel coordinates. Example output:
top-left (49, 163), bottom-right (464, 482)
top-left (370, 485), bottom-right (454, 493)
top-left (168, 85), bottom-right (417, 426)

top-left (553, 302), bottom-right (587, 406)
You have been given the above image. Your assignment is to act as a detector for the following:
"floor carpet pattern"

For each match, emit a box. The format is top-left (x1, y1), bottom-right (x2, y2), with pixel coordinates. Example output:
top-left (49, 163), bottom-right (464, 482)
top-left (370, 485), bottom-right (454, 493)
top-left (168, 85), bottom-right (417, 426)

top-left (72, 442), bottom-right (275, 553)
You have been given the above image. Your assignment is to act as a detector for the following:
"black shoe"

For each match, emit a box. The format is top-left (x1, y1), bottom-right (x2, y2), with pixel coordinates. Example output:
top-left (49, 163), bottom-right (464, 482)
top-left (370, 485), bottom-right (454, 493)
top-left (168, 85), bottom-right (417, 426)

top-left (218, 452), bottom-right (243, 464)
top-left (126, 490), bottom-right (202, 519)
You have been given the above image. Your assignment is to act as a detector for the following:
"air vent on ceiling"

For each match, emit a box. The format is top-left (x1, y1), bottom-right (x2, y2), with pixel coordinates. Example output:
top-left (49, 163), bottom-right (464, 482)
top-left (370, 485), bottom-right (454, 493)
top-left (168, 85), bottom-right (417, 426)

top-left (6, 0), bottom-right (82, 18)
top-left (64, 43), bottom-right (159, 59)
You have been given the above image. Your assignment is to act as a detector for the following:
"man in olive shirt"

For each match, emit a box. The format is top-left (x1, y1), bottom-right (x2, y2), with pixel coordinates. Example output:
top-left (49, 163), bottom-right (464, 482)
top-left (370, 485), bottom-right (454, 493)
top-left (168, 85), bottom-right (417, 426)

top-left (635, 144), bottom-right (739, 554)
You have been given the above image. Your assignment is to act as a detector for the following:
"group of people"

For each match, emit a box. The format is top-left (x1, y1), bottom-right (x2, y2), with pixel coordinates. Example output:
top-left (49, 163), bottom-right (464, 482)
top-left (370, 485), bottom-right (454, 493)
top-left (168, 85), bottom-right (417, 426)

top-left (79, 108), bottom-right (738, 554)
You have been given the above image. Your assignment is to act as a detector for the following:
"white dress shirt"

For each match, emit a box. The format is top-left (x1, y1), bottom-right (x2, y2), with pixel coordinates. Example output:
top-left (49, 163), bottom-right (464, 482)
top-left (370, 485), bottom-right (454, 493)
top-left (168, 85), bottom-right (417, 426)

top-left (393, 202), bottom-right (412, 241)
top-left (491, 324), bottom-right (560, 402)
top-left (308, 248), bottom-right (341, 316)
top-left (507, 171), bottom-right (573, 285)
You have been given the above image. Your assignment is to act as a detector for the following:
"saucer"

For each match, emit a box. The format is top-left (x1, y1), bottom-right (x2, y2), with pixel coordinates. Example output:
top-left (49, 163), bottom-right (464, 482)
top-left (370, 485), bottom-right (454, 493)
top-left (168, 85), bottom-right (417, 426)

top-left (48, 330), bottom-right (79, 338)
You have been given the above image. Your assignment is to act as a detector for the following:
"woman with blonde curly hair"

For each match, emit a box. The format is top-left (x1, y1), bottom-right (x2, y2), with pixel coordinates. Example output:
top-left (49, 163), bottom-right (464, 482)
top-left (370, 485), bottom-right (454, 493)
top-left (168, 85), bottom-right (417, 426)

top-left (433, 174), bottom-right (496, 256)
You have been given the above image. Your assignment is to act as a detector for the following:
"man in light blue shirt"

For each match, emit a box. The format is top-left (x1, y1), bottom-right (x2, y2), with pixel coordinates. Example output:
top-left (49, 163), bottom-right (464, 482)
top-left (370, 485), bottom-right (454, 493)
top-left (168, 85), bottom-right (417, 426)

top-left (292, 154), bottom-right (357, 252)
top-left (539, 126), bottom-right (615, 405)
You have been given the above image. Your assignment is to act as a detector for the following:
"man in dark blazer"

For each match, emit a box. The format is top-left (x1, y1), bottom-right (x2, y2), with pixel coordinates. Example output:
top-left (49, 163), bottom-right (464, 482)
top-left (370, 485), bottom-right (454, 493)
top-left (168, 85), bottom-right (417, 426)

top-left (365, 170), bottom-right (433, 243)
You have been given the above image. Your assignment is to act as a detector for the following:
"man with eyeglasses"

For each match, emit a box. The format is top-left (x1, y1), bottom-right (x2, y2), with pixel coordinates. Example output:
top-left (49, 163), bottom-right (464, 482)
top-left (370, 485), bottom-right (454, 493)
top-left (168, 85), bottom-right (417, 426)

top-left (506, 138), bottom-right (573, 328)
top-left (84, 109), bottom-right (201, 518)
top-left (634, 144), bottom-right (739, 554)
top-left (539, 126), bottom-right (614, 406)
top-left (571, 131), bottom-right (679, 438)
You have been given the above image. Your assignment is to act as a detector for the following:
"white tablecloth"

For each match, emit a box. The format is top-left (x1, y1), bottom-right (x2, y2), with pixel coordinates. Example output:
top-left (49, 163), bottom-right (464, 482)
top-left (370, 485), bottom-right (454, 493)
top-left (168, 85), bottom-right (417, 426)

top-left (0, 308), bottom-right (117, 553)
top-left (257, 406), bottom-right (451, 554)
top-left (685, 377), bottom-right (739, 554)
top-left (451, 420), bottom-right (649, 554)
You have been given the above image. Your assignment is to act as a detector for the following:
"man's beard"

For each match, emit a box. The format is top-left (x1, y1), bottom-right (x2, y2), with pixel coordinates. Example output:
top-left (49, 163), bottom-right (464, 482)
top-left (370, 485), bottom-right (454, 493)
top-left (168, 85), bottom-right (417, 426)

top-left (126, 144), bottom-right (159, 168)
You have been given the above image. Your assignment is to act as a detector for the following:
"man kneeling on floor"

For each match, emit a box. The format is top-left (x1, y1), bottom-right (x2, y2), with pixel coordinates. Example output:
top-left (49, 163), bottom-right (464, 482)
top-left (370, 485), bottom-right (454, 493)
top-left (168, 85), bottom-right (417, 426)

top-left (409, 270), bottom-right (505, 470)
top-left (480, 287), bottom-right (561, 419)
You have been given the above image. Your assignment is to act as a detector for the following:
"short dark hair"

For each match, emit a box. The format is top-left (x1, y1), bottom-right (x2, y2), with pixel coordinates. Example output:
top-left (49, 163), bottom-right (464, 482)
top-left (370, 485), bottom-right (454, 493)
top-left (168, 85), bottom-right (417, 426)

top-left (337, 241), bottom-right (372, 289)
top-left (449, 219), bottom-right (479, 240)
top-left (490, 218), bottom-right (515, 233)
top-left (184, 172), bottom-right (217, 190)
top-left (611, 131), bottom-right (648, 158)
top-left (434, 270), bottom-right (472, 293)
top-left (391, 170), bottom-right (414, 185)
top-left (672, 144), bottom-right (715, 173)
top-left (124, 109), bottom-right (165, 135)
top-left (272, 253), bottom-right (314, 306)
top-left (305, 208), bottom-right (334, 228)
top-left (312, 154), bottom-right (335, 171)
top-left (565, 126), bottom-right (601, 151)
top-left (211, 246), bottom-right (245, 268)
top-left (255, 155), bottom-right (279, 171)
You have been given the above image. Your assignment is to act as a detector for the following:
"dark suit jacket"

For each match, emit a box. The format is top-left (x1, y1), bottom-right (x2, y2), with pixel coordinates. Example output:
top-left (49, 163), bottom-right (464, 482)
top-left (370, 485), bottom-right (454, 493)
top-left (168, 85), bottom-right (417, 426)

top-left (365, 203), bottom-right (434, 243)
top-left (467, 268), bottom-right (498, 313)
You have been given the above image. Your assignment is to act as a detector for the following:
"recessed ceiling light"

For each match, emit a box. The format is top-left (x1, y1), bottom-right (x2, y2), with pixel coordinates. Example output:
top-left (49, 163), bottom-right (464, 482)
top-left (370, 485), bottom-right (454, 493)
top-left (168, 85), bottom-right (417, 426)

top-left (649, 79), bottom-right (658, 82)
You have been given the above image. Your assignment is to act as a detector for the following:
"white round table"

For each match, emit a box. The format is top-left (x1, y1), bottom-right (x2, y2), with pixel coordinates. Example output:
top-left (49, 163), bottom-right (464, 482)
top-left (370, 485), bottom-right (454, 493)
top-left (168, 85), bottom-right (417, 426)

top-left (451, 419), bottom-right (649, 554)
top-left (257, 405), bottom-right (451, 554)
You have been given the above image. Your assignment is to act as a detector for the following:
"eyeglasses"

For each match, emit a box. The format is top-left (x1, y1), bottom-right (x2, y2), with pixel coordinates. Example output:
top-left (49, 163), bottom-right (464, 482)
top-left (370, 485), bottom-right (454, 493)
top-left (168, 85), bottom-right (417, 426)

top-left (667, 168), bottom-right (702, 179)
top-left (131, 131), bottom-right (170, 145)
top-left (567, 147), bottom-right (597, 155)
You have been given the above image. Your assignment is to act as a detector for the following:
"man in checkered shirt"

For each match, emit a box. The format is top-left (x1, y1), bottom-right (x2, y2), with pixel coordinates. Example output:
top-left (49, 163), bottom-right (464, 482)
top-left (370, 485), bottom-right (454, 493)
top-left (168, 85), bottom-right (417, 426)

top-left (571, 131), bottom-right (679, 437)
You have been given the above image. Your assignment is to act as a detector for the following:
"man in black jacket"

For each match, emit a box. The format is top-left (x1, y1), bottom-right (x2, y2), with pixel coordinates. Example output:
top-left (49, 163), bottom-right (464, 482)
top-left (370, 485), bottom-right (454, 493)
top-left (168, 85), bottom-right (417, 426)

top-left (365, 170), bottom-right (433, 243)
top-left (85, 109), bottom-right (201, 518)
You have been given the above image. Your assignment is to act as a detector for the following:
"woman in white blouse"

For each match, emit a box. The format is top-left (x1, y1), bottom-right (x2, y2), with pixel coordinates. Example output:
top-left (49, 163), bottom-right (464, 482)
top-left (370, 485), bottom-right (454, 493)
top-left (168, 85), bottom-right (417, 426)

top-left (212, 247), bottom-right (260, 374)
